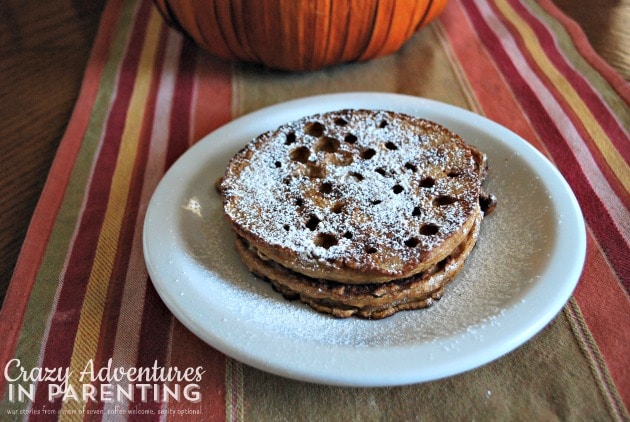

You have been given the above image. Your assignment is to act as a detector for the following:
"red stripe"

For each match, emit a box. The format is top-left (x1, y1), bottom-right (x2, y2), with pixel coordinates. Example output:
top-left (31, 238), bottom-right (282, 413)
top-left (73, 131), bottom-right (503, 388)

top-left (167, 37), bottom-right (199, 162)
top-left (167, 324), bottom-right (228, 419)
top-left (130, 280), bottom-right (172, 418)
top-left (0, 0), bottom-right (126, 396)
top-left (439, 1), bottom-right (544, 152)
top-left (31, 0), bottom-right (154, 411)
top-left (461, 0), bottom-right (630, 292)
top-left (507, 0), bottom-right (630, 166)
top-left (131, 36), bottom-right (198, 418)
top-left (574, 233), bottom-right (630, 408)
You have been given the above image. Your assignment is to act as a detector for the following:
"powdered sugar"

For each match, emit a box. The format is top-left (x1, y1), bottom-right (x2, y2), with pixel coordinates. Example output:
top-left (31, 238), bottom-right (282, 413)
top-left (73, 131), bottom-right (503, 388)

top-left (220, 110), bottom-right (483, 277)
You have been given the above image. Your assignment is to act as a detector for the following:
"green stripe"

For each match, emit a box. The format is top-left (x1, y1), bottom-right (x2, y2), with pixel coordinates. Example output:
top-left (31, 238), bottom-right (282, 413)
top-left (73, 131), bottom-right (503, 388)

top-left (0, 0), bottom-right (141, 413)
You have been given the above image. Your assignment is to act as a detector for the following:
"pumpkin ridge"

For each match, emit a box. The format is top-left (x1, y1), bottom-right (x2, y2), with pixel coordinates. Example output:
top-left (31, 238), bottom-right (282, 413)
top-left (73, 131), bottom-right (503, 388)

top-left (191, 0), bottom-right (232, 59)
top-left (346, 0), bottom-right (379, 62)
top-left (358, 0), bottom-right (398, 61)
top-left (417, 0), bottom-right (436, 30)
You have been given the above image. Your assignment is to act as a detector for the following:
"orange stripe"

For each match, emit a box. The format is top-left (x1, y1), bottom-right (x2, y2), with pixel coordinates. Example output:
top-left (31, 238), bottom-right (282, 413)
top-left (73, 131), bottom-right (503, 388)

top-left (439, 0), bottom-right (544, 153)
top-left (191, 54), bottom-right (233, 144)
top-left (59, 8), bottom-right (164, 415)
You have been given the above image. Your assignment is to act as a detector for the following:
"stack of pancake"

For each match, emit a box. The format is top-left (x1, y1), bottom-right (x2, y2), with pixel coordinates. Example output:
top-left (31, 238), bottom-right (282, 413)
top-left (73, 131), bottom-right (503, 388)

top-left (218, 109), bottom-right (496, 319)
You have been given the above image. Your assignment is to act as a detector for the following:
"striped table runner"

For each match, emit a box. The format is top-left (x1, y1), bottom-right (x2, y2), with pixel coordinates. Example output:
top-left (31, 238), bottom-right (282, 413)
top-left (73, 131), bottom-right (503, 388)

top-left (1, 0), bottom-right (628, 419)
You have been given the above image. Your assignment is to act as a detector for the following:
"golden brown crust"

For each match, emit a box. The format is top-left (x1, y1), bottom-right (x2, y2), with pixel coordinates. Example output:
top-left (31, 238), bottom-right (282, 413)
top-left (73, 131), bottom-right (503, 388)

top-left (220, 109), bottom-right (487, 284)
top-left (234, 213), bottom-right (481, 319)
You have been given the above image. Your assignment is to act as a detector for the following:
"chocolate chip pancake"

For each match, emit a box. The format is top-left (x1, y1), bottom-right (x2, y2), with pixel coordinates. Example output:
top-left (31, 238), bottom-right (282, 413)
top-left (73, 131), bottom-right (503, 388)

top-left (218, 109), bottom-right (495, 318)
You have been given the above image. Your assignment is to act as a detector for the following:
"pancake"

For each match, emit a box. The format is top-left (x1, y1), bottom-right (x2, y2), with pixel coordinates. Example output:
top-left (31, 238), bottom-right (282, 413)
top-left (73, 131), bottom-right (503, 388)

top-left (234, 213), bottom-right (481, 319)
top-left (220, 109), bottom-right (489, 284)
top-left (218, 109), bottom-right (495, 318)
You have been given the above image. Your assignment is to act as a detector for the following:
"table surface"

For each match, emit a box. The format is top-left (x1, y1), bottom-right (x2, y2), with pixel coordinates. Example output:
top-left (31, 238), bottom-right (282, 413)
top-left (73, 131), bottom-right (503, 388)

top-left (0, 1), bottom-right (628, 301)
top-left (0, 1), bottom-right (628, 419)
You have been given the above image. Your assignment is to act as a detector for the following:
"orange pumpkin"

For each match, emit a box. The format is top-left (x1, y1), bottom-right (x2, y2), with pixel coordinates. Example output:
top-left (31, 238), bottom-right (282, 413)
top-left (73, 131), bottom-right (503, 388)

top-left (153, 0), bottom-right (449, 71)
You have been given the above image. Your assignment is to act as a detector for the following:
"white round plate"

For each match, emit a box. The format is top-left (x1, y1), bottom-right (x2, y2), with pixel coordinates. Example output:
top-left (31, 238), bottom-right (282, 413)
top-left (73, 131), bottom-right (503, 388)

top-left (143, 93), bottom-right (585, 386)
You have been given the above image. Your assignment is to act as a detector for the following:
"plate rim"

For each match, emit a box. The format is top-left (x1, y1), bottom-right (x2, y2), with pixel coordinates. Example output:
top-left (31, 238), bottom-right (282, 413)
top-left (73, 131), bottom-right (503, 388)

top-left (143, 92), bottom-right (586, 386)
